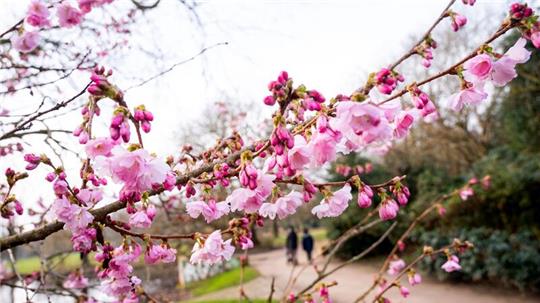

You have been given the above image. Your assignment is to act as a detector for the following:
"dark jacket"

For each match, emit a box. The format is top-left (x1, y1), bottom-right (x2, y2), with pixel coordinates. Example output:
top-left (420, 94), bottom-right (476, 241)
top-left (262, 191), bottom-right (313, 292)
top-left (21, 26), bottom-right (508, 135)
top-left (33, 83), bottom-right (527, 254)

top-left (302, 234), bottom-right (314, 252)
top-left (286, 231), bottom-right (298, 250)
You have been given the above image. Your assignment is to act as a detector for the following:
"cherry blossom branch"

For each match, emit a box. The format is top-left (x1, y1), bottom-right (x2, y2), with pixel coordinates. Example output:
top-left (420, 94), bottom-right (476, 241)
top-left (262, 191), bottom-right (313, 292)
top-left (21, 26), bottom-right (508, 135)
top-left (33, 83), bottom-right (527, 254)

top-left (377, 21), bottom-right (515, 106)
top-left (388, 0), bottom-right (457, 70)
top-left (0, 83), bottom-right (91, 141)
top-left (0, 19), bottom-right (23, 39)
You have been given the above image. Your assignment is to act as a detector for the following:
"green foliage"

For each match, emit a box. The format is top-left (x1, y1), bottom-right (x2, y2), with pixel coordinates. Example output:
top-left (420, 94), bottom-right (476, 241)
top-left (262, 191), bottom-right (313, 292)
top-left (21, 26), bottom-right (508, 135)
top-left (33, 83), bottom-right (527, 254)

top-left (188, 266), bottom-right (259, 297)
top-left (415, 228), bottom-right (540, 291)
top-left (14, 253), bottom-right (86, 275)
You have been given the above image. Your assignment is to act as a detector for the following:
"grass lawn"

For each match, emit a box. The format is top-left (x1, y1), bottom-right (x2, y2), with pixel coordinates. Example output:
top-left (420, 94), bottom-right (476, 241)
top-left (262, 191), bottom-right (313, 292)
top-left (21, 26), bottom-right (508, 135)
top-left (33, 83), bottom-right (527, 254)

top-left (14, 253), bottom-right (85, 275)
top-left (188, 266), bottom-right (260, 297)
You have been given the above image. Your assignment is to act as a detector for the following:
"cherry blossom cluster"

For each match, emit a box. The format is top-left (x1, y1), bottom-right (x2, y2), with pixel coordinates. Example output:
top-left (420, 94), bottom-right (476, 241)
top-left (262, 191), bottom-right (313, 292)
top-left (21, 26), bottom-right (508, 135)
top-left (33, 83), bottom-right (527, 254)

top-left (448, 38), bottom-right (532, 111)
top-left (415, 37), bottom-right (437, 68)
top-left (374, 68), bottom-right (404, 95)
top-left (11, 0), bottom-right (115, 53)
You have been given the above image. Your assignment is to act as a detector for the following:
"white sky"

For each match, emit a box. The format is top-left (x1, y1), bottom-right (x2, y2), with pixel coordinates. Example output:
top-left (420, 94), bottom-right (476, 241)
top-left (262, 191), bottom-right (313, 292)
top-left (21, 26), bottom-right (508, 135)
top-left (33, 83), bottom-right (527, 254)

top-left (0, 0), bottom-right (517, 227)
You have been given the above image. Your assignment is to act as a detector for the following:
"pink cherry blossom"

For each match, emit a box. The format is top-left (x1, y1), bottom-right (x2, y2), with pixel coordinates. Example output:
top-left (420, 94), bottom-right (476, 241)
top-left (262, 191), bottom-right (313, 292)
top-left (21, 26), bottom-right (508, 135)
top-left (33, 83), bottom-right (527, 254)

top-left (259, 191), bottom-right (303, 219)
top-left (240, 163), bottom-right (258, 189)
top-left (52, 197), bottom-right (94, 233)
top-left (11, 31), bottom-right (40, 53)
top-left (129, 205), bottom-right (155, 228)
top-left (393, 113), bottom-right (414, 139)
top-left (96, 146), bottom-right (169, 194)
top-left (463, 54), bottom-right (493, 82)
top-left (357, 185), bottom-right (373, 208)
top-left (459, 187), bottom-right (474, 201)
top-left (409, 272), bottom-right (422, 286)
top-left (379, 198), bottom-right (399, 221)
top-left (441, 255), bottom-right (462, 272)
top-left (57, 3), bottom-right (83, 28)
top-left (145, 244), bottom-right (177, 264)
top-left (387, 258), bottom-right (406, 275)
top-left (531, 31), bottom-right (540, 48)
top-left (329, 101), bottom-right (391, 149)
top-left (26, 0), bottom-right (50, 27)
top-left (53, 179), bottom-right (69, 196)
top-left (190, 230), bottom-right (235, 265)
top-left (228, 171), bottom-right (275, 213)
top-left (450, 12), bottom-right (467, 32)
top-left (85, 137), bottom-right (117, 158)
top-left (186, 200), bottom-right (230, 223)
top-left (447, 84), bottom-right (488, 111)
top-left (288, 135), bottom-right (311, 170)
top-left (400, 286), bottom-right (410, 298)
top-left (78, 0), bottom-right (113, 14)
top-left (71, 228), bottom-right (96, 253)
top-left (24, 153), bottom-right (41, 170)
top-left (63, 272), bottom-right (89, 289)
top-left (307, 130), bottom-right (339, 166)
top-left (490, 38), bottom-right (531, 86)
top-left (76, 188), bottom-right (103, 207)
top-left (311, 184), bottom-right (352, 218)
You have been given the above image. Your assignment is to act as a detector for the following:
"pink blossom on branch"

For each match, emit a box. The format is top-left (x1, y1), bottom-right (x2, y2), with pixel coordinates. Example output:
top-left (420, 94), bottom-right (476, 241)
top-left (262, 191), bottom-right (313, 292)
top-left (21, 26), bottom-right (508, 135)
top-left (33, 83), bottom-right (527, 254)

top-left (85, 137), bottom-right (118, 159)
top-left (26, 0), bottom-right (50, 28)
top-left (288, 135), bottom-right (311, 171)
top-left (387, 258), bottom-right (406, 275)
top-left (63, 271), bottom-right (89, 289)
top-left (449, 11), bottom-right (467, 32)
top-left (186, 200), bottom-right (230, 223)
top-left (95, 146), bottom-right (170, 199)
top-left (408, 272), bottom-right (422, 286)
top-left (145, 244), bottom-right (177, 264)
top-left (531, 30), bottom-right (540, 48)
top-left (228, 170), bottom-right (274, 213)
top-left (379, 197), bottom-right (399, 221)
top-left (11, 31), bottom-right (40, 53)
top-left (57, 3), bottom-right (83, 28)
top-left (259, 191), bottom-right (303, 220)
top-left (129, 204), bottom-right (156, 228)
top-left (357, 184), bottom-right (373, 208)
top-left (441, 255), bottom-right (462, 272)
top-left (190, 230), bottom-right (235, 265)
top-left (329, 101), bottom-right (391, 150)
top-left (51, 197), bottom-right (94, 233)
top-left (311, 184), bottom-right (352, 218)
top-left (446, 83), bottom-right (488, 112)
top-left (463, 54), bottom-right (493, 82)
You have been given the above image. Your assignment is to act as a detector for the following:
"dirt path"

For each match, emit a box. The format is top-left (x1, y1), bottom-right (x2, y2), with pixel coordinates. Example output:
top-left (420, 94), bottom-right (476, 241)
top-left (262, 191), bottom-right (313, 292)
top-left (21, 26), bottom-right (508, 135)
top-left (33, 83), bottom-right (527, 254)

top-left (192, 248), bottom-right (540, 303)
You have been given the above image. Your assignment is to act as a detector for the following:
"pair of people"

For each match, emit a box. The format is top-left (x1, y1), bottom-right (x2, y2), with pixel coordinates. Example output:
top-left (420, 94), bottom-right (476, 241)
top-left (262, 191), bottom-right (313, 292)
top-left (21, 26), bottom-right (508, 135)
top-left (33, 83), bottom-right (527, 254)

top-left (285, 226), bottom-right (314, 265)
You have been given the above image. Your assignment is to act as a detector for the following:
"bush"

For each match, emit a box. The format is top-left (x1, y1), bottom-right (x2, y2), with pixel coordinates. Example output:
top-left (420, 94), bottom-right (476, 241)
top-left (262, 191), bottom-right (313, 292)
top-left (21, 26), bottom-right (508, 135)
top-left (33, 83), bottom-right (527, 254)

top-left (415, 228), bottom-right (540, 291)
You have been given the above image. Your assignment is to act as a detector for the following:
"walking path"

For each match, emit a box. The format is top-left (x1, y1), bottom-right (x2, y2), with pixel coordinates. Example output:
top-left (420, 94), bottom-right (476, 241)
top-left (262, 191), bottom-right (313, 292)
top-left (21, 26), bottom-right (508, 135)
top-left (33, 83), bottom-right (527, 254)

top-left (192, 249), bottom-right (540, 302)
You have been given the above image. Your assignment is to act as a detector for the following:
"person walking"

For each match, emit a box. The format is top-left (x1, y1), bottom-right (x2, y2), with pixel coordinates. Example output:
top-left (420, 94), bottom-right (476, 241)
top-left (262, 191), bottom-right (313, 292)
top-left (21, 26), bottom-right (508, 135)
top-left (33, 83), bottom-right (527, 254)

top-left (302, 228), bottom-right (314, 263)
top-left (285, 226), bottom-right (298, 265)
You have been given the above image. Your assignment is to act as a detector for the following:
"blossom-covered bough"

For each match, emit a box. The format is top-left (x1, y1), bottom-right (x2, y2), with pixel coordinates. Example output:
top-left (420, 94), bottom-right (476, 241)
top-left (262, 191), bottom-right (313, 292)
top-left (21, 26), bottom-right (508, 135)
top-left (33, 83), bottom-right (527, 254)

top-left (0, 0), bottom-right (539, 302)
